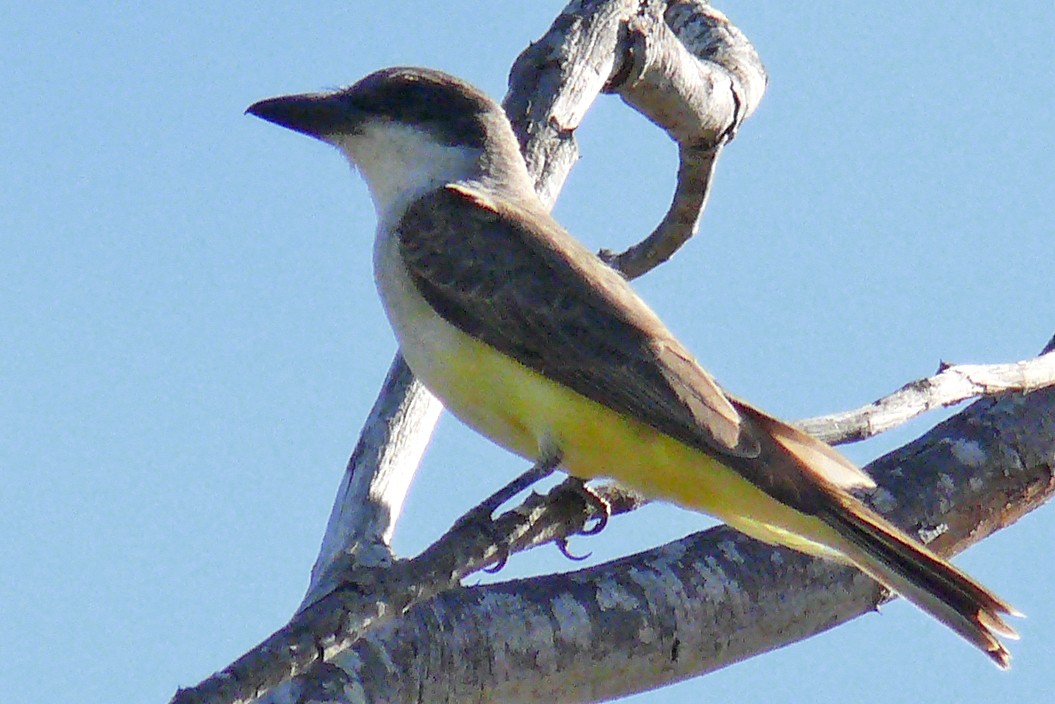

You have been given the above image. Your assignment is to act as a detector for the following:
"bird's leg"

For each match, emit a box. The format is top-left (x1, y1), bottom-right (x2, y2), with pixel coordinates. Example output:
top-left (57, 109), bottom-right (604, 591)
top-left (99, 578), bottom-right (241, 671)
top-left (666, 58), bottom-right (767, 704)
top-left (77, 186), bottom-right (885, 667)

top-left (450, 452), bottom-right (563, 573)
top-left (460, 451), bottom-right (564, 527)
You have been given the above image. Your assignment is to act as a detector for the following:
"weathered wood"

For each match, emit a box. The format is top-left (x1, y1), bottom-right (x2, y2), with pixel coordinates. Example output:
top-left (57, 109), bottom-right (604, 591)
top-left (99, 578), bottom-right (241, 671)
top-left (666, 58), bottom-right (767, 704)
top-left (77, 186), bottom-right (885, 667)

top-left (797, 351), bottom-right (1055, 444)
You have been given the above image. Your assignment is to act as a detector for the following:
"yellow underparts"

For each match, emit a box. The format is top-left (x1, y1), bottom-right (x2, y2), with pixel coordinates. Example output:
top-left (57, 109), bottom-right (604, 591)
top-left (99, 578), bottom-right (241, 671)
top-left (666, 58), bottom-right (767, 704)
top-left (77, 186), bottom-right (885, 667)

top-left (407, 323), bottom-right (845, 561)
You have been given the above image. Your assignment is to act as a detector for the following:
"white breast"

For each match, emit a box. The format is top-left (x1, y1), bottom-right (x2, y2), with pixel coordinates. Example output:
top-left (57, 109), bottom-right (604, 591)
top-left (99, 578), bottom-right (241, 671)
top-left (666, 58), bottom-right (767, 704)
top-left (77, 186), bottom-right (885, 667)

top-left (372, 224), bottom-right (453, 378)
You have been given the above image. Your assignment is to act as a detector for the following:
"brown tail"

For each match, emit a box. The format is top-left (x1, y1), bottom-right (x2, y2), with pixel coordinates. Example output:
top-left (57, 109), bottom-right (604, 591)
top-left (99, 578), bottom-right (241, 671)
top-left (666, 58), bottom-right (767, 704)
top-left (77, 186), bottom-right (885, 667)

top-left (819, 491), bottom-right (1020, 668)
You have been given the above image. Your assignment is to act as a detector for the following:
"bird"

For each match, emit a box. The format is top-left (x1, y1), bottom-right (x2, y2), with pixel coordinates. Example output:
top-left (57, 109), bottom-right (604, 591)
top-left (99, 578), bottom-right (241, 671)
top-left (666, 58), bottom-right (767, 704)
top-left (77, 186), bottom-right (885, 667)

top-left (247, 66), bottom-right (1020, 667)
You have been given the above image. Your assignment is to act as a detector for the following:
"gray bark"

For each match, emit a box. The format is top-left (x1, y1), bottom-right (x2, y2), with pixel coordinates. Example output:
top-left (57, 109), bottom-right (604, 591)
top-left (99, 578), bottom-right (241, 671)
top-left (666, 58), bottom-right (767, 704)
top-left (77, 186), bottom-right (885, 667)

top-left (330, 374), bottom-right (1055, 703)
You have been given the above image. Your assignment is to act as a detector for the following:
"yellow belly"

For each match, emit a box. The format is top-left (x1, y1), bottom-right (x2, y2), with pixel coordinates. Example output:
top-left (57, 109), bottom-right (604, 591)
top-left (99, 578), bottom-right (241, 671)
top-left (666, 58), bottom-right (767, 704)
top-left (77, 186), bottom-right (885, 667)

top-left (409, 315), bottom-right (841, 558)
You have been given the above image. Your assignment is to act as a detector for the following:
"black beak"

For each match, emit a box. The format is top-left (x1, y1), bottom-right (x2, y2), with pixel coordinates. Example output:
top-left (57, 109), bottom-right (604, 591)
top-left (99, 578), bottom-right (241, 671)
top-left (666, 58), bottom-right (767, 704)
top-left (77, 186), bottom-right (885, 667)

top-left (246, 92), bottom-right (362, 140)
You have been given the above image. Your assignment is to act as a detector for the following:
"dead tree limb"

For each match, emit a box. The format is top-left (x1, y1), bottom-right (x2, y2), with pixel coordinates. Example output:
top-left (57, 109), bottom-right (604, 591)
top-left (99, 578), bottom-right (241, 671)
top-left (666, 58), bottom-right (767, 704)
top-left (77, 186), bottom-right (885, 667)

top-left (798, 351), bottom-right (1055, 444)
top-left (313, 365), bottom-right (1055, 703)
top-left (168, 3), bottom-right (1050, 703)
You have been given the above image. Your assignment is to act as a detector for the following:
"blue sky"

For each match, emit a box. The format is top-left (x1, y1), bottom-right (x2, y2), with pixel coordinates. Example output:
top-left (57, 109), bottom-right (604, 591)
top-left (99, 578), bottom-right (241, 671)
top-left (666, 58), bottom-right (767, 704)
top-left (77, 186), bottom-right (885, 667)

top-left (2, 2), bottom-right (1052, 702)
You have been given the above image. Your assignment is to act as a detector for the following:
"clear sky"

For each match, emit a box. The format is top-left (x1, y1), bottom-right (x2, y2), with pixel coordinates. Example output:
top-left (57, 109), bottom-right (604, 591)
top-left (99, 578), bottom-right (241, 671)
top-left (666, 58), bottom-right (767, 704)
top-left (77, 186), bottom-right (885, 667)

top-left (2, 2), bottom-right (1052, 703)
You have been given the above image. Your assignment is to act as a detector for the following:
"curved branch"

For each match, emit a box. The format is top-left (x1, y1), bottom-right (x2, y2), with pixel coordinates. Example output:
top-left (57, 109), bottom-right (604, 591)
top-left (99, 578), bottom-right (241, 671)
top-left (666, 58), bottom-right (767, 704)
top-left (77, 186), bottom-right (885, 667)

top-left (601, 0), bottom-right (767, 279)
top-left (601, 141), bottom-right (719, 280)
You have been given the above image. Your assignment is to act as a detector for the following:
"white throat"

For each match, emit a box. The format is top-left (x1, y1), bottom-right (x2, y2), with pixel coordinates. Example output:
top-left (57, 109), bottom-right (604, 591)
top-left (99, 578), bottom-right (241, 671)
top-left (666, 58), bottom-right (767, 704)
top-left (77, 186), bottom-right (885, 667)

top-left (329, 121), bottom-right (482, 227)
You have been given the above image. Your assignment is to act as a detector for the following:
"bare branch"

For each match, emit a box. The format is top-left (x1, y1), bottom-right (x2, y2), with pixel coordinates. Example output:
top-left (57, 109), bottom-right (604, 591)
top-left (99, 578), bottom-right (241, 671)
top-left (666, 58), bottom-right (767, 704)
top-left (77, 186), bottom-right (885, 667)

top-left (325, 379), bottom-right (1055, 703)
top-left (174, 347), bottom-right (1055, 701)
top-left (168, 471), bottom-right (642, 704)
top-left (798, 350), bottom-right (1055, 445)
top-left (503, 0), bottom-right (635, 207)
top-left (300, 356), bottom-right (441, 608)
top-left (194, 344), bottom-right (1054, 704)
top-left (600, 1), bottom-right (766, 279)
top-left (601, 141), bottom-right (721, 280)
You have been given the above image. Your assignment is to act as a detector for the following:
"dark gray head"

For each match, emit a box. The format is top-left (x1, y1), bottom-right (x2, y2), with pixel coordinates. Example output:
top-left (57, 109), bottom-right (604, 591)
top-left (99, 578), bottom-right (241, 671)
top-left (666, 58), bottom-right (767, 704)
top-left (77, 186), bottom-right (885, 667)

top-left (247, 67), bottom-right (532, 218)
top-left (247, 67), bottom-right (507, 150)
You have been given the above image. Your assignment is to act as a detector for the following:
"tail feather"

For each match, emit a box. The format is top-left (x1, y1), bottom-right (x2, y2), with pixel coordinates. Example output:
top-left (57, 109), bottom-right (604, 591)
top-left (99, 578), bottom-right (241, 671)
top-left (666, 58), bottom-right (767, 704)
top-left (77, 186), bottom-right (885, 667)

top-left (820, 492), bottom-right (1019, 668)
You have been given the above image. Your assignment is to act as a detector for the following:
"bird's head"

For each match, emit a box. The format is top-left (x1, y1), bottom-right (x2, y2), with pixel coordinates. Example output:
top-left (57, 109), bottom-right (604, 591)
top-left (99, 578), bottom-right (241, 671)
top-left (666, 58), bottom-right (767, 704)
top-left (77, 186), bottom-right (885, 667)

top-left (247, 67), bottom-right (531, 221)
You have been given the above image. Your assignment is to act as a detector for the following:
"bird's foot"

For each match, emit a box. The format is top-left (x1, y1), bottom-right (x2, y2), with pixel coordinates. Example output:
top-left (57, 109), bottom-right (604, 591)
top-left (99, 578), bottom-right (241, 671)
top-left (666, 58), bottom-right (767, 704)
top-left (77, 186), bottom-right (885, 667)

top-left (451, 452), bottom-right (564, 571)
top-left (554, 478), bottom-right (612, 561)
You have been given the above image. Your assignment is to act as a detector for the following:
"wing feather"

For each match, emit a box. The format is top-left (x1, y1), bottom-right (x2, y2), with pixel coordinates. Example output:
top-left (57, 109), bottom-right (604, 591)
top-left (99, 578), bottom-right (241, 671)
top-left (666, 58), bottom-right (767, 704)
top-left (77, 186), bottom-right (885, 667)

top-left (397, 183), bottom-right (756, 460)
top-left (396, 184), bottom-right (875, 507)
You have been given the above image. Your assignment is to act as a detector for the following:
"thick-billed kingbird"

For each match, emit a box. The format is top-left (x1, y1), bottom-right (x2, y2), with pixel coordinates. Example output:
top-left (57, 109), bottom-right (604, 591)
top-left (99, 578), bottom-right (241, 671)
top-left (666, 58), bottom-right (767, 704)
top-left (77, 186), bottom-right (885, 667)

top-left (247, 67), bottom-right (1019, 667)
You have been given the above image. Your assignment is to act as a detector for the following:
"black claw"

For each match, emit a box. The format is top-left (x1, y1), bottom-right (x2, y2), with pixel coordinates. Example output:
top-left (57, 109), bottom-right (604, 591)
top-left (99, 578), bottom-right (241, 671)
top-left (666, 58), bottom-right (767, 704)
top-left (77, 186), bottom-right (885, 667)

top-left (484, 548), bottom-right (510, 573)
top-left (579, 508), bottom-right (608, 536)
top-left (570, 479), bottom-right (612, 536)
top-left (556, 537), bottom-right (591, 562)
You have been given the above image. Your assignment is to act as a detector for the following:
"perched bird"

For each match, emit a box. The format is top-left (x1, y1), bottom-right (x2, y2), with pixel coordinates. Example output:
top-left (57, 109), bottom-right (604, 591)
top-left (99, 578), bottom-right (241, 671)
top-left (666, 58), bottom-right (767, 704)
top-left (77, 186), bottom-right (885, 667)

top-left (247, 67), bottom-right (1019, 666)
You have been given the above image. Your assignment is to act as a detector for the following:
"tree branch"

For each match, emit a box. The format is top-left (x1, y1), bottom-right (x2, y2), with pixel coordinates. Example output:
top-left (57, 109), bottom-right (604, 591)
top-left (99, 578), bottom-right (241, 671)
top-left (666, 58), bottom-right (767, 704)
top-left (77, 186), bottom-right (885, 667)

top-left (318, 371), bottom-right (1055, 703)
top-left (171, 344), bottom-right (1053, 704)
top-left (300, 356), bottom-right (441, 608)
top-left (600, 0), bottom-right (766, 279)
top-left (798, 350), bottom-right (1055, 445)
